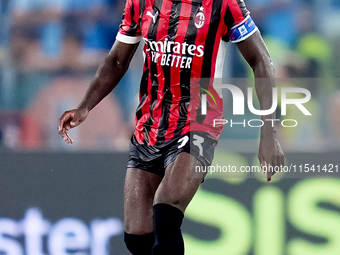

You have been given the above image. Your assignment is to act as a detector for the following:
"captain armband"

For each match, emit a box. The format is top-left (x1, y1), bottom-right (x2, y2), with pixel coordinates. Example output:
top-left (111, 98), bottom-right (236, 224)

top-left (227, 15), bottom-right (258, 43)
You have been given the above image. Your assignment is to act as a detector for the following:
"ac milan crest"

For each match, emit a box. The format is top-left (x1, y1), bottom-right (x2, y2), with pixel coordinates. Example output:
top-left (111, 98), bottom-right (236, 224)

top-left (194, 7), bottom-right (205, 29)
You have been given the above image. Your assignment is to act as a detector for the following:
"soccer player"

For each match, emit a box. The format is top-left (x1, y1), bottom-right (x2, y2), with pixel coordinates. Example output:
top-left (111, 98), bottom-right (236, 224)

top-left (58, 0), bottom-right (284, 254)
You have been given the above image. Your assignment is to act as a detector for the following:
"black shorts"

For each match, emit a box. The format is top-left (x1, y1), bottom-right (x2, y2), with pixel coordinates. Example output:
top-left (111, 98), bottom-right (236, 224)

top-left (127, 132), bottom-right (217, 177)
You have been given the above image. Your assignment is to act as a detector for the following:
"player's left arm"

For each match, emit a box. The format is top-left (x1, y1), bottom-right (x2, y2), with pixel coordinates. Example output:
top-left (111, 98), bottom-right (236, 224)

top-left (237, 30), bottom-right (285, 182)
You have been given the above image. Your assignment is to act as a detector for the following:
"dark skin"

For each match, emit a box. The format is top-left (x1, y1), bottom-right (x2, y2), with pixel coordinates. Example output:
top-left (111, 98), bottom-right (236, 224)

top-left (58, 30), bottom-right (284, 235)
top-left (237, 31), bottom-right (285, 180)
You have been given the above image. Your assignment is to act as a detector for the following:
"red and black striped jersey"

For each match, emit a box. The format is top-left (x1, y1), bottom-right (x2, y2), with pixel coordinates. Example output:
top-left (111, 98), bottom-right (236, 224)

top-left (116, 0), bottom-right (256, 146)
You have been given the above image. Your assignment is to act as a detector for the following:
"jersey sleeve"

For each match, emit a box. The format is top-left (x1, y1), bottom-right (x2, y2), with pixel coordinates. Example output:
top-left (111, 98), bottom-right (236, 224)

top-left (222, 0), bottom-right (258, 43)
top-left (116, 0), bottom-right (142, 44)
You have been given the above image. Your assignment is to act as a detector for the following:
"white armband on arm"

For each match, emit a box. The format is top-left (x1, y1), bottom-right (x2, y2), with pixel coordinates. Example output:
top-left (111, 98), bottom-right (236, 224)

top-left (116, 32), bottom-right (142, 44)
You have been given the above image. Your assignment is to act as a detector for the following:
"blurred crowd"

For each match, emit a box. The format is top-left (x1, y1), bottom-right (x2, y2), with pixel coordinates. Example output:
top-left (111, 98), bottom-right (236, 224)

top-left (0, 0), bottom-right (340, 151)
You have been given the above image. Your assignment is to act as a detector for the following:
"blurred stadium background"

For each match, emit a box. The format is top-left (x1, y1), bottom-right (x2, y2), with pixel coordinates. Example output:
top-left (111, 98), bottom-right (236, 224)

top-left (0, 0), bottom-right (340, 254)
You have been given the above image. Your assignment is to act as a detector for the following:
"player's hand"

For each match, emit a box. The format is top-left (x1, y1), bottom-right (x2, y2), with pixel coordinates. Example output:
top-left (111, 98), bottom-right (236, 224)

top-left (58, 107), bottom-right (88, 144)
top-left (258, 133), bottom-right (285, 182)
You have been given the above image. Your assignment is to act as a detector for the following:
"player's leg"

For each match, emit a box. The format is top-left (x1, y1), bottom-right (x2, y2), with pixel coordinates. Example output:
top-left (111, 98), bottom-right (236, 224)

top-left (152, 152), bottom-right (203, 255)
top-left (154, 152), bottom-right (203, 211)
top-left (124, 168), bottom-right (162, 255)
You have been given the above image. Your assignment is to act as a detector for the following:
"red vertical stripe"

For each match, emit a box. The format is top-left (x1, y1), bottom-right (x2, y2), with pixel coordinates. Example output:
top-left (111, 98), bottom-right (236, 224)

top-left (148, 0), bottom-right (173, 146)
top-left (164, 1), bottom-right (193, 141)
top-left (134, 4), bottom-right (154, 144)
top-left (133, 0), bottom-right (141, 35)
top-left (134, 58), bottom-right (153, 144)
top-left (121, 0), bottom-right (133, 35)
top-left (228, 0), bottom-right (245, 24)
top-left (182, 0), bottom-right (214, 135)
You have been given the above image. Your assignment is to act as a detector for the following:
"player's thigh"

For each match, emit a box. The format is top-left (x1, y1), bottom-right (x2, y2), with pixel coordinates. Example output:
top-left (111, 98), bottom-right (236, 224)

top-left (124, 168), bottom-right (162, 234)
top-left (153, 152), bottom-right (203, 213)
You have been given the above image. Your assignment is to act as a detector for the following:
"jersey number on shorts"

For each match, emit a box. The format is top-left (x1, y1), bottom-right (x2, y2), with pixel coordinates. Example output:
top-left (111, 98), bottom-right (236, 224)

top-left (178, 135), bottom-right (189, 149)
top-left (193, 135), bottom-right (204, 156)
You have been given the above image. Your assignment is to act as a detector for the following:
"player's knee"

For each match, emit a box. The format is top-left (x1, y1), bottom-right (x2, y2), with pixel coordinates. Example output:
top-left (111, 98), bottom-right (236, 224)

top-left (154, 192), bottom-right (184, 210)
top-left (154, 185), bottom-right (188, 209)
top-left (124, 232), bottom-right (154, 255)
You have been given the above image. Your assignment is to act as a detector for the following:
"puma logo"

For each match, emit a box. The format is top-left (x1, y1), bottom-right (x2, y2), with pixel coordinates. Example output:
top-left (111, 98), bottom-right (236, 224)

top-left (146, 10), bottom-right (159, 23)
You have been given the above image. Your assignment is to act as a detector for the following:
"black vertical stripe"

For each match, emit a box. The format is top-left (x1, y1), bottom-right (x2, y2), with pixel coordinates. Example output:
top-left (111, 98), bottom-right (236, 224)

top-left (224, 6), bottom-right (235, 29)
top-left (135, 0), bottom-right (148, 121)
top-left (143, 0), bottom-right (164, 144)
top-left (173, 0), bottom-right (201, 138)
top-left (236, 0), bottom-right (249, 17)
top-left (156, 0), bottom-right (182, 144)
top-left (200, 0), bottom-right (222, 79)
top-left (221, 6), bottom-right (235, 41)
top-left (138, 0), bottom-right (146, 25)
top-left (136, 61), bottom-right (150, 121)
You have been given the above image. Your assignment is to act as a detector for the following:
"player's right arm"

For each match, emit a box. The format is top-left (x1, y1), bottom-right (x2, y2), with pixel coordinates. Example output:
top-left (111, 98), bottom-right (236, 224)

top-left (58, 0), bottom-right (142, 143)
top-left (57, 41), bottom-right (139, 144)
